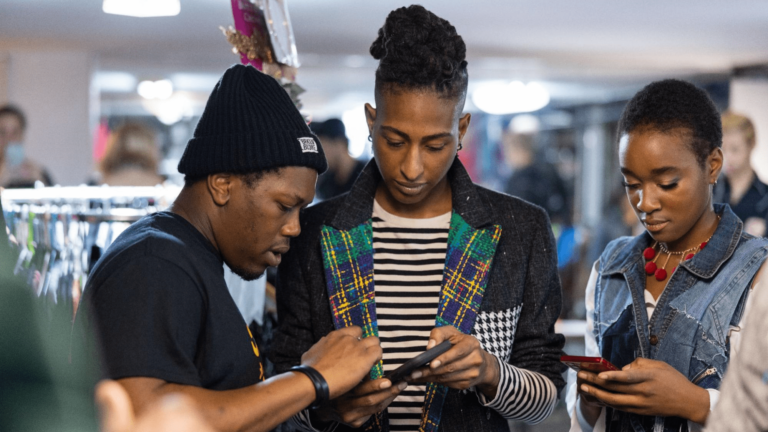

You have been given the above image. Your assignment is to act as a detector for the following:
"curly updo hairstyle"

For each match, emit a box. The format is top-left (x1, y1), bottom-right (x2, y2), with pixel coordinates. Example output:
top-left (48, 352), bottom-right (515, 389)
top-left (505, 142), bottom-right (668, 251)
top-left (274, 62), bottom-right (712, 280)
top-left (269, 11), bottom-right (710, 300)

top-left (370, 5), bottom-right (468, 101)
top-left (618, 79), bottom-right (722, 167)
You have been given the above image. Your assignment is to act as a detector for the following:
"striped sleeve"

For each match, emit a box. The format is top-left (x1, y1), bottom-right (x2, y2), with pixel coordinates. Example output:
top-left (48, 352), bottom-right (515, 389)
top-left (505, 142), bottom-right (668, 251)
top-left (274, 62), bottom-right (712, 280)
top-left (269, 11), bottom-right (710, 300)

top-left (290, 410), bottom-right (338, 432)
top-left (476, 355), bottom-right (558, 424)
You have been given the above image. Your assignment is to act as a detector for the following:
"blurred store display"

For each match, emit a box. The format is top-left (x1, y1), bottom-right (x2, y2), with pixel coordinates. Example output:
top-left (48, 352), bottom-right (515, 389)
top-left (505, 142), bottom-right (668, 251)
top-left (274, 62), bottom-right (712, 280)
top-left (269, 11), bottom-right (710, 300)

top-left (0, 185), bottom-right (265, 328)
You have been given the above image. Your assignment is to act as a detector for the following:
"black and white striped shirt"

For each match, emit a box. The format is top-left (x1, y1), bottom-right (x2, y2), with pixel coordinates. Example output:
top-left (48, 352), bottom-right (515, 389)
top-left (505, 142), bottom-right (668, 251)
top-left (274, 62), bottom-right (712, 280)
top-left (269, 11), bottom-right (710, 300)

top-left (373, 200), bottom-right (450, 431)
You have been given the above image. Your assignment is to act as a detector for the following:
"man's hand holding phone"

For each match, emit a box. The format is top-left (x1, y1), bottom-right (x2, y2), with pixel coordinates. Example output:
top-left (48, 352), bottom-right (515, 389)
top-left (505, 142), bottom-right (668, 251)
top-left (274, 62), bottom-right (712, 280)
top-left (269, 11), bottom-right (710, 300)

top-left (408, 326), bottom-right (500, 399)
top-left (311, 377), bottom-right (407, 429)
top-left (311, 339), bottom-right (451, 428)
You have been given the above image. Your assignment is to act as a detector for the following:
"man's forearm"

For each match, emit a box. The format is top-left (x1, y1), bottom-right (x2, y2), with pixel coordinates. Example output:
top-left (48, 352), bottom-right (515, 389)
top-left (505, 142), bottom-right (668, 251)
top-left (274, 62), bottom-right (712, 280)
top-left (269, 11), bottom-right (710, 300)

top-left (120, 372), bottom-right (316, 432)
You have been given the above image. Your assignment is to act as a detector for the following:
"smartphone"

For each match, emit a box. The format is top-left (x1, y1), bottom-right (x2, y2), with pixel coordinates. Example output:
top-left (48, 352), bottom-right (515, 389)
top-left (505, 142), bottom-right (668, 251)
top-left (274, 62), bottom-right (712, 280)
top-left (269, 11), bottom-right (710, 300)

top-left (383, 340), bottom-right (452, 383)
top-left (560, 355), bottom-right (618, 373)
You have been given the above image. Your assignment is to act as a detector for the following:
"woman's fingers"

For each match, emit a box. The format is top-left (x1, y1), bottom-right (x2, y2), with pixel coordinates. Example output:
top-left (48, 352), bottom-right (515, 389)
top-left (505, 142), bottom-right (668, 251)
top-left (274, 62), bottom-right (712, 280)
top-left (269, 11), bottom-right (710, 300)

top-left (597, 369), bottom-right (648, 383)
top-left (580, 383), bottom-right (637, 410)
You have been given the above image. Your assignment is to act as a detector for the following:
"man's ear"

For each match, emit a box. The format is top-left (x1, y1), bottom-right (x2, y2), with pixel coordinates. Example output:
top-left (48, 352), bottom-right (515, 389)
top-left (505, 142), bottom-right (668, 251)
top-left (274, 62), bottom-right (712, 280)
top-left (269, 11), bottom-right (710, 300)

top-left (207, 174), bottom-right (235, 206)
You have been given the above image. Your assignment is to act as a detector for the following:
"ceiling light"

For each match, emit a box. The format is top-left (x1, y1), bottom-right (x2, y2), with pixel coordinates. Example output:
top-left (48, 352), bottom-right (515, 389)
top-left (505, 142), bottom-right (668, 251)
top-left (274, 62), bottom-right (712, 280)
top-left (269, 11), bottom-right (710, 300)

top-left (103, 0), bottom-right (180, 17)
top-left (509, 114), bottom-right (541, 134)
top-left (152, 80), bottom-right (174, 100)
top-left (142, 94), bottom-right (193, 126)
top-left (472, 81), bottom-right (550, 115)
top-left (137, 80), bottom-right (173, 100)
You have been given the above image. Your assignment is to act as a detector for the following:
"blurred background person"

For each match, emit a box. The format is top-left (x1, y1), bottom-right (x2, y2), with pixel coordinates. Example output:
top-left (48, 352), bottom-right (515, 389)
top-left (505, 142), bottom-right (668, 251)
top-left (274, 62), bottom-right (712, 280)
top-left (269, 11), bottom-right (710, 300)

top-left (96, 122), bottom-right (165, 186)
top-left (0, 104), bottom-right (53, 188)
top-left (715, 111), bottom-right (768, 237)
top-left (502, 128), bottom-right (580, 316)
top-left (503, 131), bottom-right (570, 226)
top-left (310, 118), bottom-right (366, 200)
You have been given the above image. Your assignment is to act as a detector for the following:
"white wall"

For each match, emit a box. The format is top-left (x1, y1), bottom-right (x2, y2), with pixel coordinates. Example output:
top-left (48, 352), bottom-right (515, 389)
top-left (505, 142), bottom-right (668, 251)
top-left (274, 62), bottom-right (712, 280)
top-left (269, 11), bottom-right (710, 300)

top-left (729, 79), bottom-right (768, 183)
top-left (4, 50), bottom-right (94, 185)
top-left (0, 55), bottom-right (8, 104)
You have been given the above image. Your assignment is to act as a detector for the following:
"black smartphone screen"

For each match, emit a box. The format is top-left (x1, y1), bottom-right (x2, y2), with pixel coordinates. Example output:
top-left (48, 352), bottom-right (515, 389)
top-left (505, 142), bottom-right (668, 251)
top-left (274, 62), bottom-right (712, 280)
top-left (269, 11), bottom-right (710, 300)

top-left (383, 340), bottom-right (452, 383)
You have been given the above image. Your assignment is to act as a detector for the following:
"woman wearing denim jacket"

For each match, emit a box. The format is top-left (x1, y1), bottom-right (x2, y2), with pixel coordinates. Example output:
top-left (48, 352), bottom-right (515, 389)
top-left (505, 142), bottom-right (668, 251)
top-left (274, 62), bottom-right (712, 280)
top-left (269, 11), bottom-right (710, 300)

top-left (567, 79), bottom-right (768, 432)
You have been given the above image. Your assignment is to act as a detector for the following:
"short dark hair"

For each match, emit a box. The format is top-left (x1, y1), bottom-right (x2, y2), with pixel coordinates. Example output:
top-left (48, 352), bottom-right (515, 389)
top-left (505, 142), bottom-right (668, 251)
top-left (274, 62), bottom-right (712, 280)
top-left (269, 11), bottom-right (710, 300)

top-left (310, 119), bottom-right (347, 144)
top-left (0, 105), bottom-right (27, 131)
top-left (618, 79), bottom-right (722, 166)
top-left (370, 5), bottom-right (468, 100)
top-left (183, 167), bottom-right (282, 189)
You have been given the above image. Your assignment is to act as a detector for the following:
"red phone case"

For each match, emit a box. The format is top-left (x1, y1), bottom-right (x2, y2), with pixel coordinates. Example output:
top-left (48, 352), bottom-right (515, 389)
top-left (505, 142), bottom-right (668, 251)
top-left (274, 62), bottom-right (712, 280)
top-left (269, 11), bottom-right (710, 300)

top-left (560, 355), bottom-right (618, 372)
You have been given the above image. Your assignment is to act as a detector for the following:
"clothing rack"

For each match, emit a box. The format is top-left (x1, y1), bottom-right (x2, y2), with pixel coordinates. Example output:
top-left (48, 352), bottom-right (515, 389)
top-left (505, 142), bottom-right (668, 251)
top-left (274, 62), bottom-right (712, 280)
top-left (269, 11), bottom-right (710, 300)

top-left (1, 185), bottom-right (181, 320)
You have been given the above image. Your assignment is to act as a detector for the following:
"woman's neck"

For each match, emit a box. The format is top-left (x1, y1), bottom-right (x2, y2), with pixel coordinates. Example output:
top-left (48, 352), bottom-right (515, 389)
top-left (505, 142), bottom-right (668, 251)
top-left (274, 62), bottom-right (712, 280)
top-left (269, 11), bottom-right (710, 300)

top-left (375, 177), bottom-right (452, 219)
top-left (664, 207), bottom-right (720, 252)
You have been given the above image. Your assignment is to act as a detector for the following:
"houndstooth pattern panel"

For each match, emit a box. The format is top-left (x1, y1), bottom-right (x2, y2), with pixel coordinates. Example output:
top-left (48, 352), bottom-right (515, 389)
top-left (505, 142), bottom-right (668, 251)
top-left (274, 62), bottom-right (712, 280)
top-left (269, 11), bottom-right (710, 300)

top-left (472, 305), bottom-right (522, 362)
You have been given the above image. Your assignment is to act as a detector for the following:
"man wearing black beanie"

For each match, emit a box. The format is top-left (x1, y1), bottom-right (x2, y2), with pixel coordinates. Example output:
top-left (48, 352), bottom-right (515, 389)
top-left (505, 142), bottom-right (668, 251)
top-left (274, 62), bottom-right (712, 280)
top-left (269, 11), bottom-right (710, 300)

top-left (74, 64), bottom-right (382, 432)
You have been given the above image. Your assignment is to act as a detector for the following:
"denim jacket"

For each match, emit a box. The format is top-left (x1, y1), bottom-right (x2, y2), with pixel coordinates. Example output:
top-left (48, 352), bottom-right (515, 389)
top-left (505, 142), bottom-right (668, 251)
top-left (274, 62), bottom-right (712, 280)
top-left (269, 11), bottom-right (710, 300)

top-left (593, 204), bottom-right (768, 432)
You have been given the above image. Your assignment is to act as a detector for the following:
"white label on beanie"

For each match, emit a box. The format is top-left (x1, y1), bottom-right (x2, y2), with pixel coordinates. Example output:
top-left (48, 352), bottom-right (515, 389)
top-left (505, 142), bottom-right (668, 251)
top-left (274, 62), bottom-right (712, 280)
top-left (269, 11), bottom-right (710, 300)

top-left (298, 137), bottom-right (318, 153)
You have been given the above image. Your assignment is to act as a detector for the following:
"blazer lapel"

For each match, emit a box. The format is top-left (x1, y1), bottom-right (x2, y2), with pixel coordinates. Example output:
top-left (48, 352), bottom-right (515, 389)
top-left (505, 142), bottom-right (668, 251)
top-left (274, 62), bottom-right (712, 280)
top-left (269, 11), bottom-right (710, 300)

top-left (319, 221), bottom-right (383, 378)
top-left (420, 212), bottom-right (502, 432)
top-left (320, 221), bottom-right (388, 432)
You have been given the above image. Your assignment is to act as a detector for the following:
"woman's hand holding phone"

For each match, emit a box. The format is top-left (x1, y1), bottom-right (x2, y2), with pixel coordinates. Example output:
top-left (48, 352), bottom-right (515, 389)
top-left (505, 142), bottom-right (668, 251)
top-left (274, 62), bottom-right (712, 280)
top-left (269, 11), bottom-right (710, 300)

top-left (408, 325), bottom-right (501, 399)
top-left (578, 358), bottom-right (711, 425)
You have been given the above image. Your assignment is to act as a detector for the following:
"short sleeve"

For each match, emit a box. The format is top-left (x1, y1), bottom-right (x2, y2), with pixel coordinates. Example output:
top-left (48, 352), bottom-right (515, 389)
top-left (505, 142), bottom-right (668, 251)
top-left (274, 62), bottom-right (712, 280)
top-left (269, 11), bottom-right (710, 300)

top-left (86, 255), bottom-right (205, 386)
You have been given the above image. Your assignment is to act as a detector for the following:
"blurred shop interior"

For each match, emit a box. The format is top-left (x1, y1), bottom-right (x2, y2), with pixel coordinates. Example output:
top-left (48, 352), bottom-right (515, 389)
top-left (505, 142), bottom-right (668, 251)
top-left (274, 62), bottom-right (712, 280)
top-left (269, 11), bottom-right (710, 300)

top-left (2, 1), bottom-right (768, 429)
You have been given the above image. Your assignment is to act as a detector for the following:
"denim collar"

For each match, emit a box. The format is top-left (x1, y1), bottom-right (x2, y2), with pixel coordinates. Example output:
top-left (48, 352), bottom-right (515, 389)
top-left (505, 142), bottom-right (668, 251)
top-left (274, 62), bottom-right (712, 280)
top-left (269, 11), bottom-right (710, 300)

top-left (602, 204), bottom-right (743, 279)
top-left (326, 157), bottom-right (493, 231)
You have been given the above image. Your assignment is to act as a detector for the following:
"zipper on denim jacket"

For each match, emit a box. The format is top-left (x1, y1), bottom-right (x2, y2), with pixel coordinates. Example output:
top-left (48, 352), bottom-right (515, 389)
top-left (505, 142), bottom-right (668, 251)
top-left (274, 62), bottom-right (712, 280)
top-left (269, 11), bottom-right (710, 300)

top-left (692, 367), bottom-right (717, 384)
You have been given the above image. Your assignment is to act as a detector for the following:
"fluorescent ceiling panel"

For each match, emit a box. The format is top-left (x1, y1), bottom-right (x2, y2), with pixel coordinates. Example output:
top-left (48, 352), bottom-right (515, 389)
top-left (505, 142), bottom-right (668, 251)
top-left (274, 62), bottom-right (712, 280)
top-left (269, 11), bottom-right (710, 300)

top-left (103, 0), bottom-right (180, 17)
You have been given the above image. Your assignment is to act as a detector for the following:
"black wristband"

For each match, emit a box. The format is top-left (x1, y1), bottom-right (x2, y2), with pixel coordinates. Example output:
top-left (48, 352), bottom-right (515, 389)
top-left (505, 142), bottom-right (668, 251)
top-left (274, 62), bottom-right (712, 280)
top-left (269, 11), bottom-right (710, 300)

top-left (291, 365), bottom-right (330, 409)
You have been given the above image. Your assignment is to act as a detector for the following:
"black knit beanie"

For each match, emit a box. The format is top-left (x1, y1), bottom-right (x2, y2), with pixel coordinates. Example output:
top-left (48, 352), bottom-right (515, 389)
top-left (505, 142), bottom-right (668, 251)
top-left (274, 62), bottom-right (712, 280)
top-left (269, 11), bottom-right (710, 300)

top-left (178, 64), bottom-right (327, 177)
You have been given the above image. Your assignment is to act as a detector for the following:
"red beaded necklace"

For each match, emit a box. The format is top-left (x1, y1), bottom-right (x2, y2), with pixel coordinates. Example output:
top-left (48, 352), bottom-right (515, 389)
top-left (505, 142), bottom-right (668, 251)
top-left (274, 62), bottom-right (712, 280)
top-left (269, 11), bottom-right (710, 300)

top-left (643, 227), bottom-right (717, 281)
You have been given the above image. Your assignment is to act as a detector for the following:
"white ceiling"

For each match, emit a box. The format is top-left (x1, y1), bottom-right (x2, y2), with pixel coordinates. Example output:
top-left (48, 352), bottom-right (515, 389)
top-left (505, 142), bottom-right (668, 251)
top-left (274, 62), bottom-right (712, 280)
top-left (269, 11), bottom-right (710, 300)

top-left (2, 0), bottom-right (768, 116)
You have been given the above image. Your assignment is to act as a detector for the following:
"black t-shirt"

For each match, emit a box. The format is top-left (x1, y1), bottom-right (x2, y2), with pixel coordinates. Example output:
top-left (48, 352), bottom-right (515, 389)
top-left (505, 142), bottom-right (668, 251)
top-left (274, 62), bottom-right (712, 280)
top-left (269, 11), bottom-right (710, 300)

top-left (75, 211), bottom-right (264, 390)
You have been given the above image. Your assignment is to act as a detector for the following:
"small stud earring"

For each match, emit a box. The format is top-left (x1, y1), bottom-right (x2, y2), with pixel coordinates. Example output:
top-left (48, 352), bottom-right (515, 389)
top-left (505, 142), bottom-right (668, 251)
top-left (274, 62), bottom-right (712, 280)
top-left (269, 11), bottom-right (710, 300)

top-left (368, 134), bottom-right (372, 142)
top-left (458, 141), bottom-right (463, 151)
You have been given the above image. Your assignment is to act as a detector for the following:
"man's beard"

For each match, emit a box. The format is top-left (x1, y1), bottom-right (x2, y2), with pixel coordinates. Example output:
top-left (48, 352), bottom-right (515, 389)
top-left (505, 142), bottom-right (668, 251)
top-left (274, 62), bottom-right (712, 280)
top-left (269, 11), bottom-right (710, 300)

top-left (229, 264), bottom-right (264, 282)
